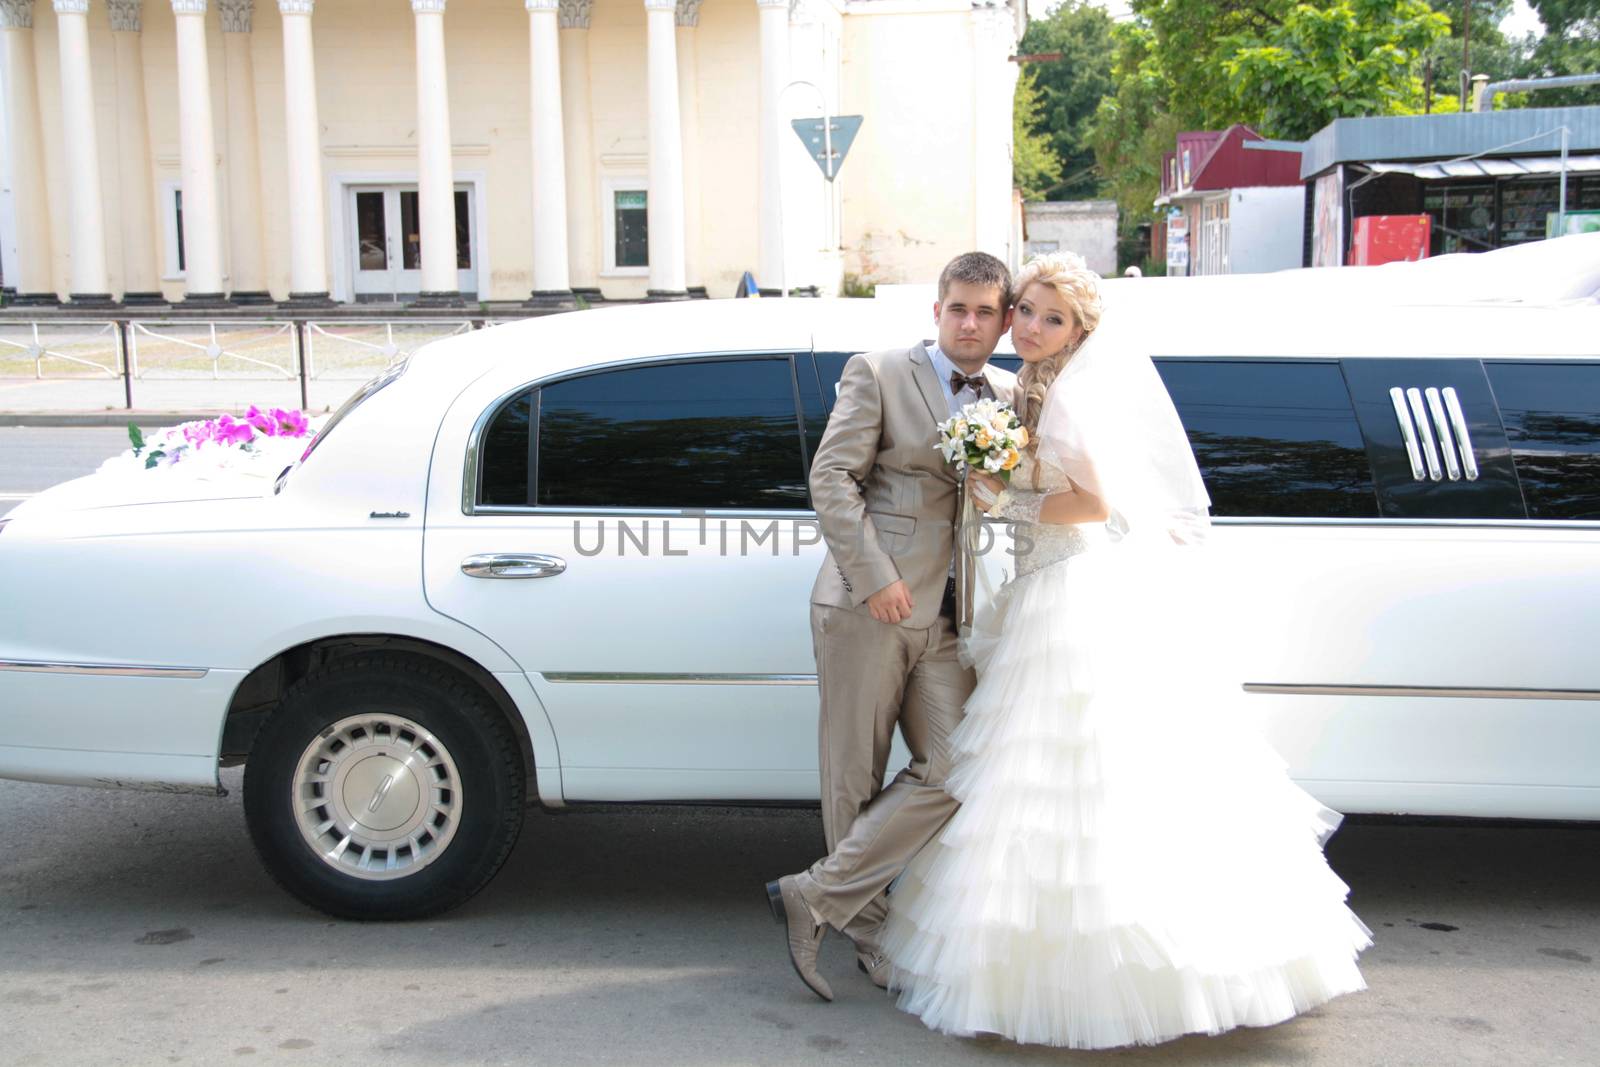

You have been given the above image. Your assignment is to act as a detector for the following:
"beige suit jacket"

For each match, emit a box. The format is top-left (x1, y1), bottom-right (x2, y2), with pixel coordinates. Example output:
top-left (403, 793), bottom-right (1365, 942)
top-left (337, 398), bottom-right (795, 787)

top-left (808, 342), bottom-right (1018, 630)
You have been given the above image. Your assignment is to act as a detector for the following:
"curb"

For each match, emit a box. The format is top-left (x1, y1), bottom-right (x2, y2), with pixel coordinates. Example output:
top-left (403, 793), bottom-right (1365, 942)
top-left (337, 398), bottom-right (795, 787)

top-left (0, 412), bottom-right (225, 428)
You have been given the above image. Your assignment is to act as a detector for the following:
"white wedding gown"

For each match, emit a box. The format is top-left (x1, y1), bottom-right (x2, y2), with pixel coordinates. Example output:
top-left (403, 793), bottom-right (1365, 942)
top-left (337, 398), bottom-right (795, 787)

top-left (882, 454), bottom-right (1372, 1049)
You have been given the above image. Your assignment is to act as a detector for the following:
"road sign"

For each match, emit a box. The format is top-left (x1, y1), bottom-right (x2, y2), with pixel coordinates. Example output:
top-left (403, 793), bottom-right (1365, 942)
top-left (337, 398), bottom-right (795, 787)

top-left (790, 115), bottom-right (863, 182)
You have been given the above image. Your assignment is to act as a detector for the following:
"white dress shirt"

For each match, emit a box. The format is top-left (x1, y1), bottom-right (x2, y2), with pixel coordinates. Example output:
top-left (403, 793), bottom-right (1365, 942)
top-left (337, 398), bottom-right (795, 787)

top-left (927, 342), bottom-right (991, 582)
top-left (927, 342), bottom-right (988, 417)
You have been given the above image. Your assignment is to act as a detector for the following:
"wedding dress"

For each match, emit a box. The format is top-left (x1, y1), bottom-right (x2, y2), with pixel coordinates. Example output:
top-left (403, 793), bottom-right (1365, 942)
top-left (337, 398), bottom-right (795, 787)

top-left (880, 446), bottom-right (1373, 1049)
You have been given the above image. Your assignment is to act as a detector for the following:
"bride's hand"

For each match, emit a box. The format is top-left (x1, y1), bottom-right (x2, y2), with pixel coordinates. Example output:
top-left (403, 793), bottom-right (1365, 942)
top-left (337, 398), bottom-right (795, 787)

top-left (968, 471), bottom-right (1005, 511)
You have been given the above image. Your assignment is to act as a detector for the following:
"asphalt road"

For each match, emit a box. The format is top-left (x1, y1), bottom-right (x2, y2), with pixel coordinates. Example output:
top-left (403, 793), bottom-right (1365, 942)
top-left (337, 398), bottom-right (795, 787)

top-left (1, 778), bottom-right (1598, 1067)
top-left (3, 429), bottom-right (1599, 1065)
top-left (0, 425), bottom-right (140, 517)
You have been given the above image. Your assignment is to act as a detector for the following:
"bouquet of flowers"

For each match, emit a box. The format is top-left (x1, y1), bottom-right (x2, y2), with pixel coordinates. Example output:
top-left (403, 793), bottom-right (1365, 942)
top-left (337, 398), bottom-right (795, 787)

top-left (935, 398), bottom-right (1029, 481)
top-left (98, 406), bottom-right (322, 480)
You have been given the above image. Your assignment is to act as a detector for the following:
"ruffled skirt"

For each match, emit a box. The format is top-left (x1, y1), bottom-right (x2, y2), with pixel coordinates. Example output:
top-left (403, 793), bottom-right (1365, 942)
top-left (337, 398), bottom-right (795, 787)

top-left (882, 536), bottom-right (1372, 1048)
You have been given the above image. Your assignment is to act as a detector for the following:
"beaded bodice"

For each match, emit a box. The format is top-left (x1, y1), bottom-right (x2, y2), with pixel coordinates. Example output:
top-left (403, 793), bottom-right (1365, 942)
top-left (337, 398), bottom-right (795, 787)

top-left (997, 453), bottom-right (1092, 578)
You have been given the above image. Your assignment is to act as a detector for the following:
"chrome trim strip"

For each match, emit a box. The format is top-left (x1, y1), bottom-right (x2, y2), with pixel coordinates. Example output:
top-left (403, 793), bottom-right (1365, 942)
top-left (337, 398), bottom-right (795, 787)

top-left (1441, 387), bottom-right (1480, 481)
top-left (0, 659), bottom-right (209, 679)
top-left (1389, 387), bottom-right (1425, 480)
top-left (468, 506), bottom-right (817, 519)
top-left (461, 350), bottom-right (803, 517)
top-left (1424, 387), bottom-right (1462, 481)
top-left (1244, 683), bottom-right (1600, 701)
top-left (1405, 387), bottom-right (1443, 481)
top-left (458, 508), bottom-right (1598, 529)
top-left (1209, 516), bottom-right (1600, 529)
top-left (542, 672), bottom-right (819, 686)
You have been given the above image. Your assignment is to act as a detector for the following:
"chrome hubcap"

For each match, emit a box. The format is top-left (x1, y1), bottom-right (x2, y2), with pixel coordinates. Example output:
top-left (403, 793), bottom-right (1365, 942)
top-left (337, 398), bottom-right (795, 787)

top-left (292, 714), bottom-right (463, 881)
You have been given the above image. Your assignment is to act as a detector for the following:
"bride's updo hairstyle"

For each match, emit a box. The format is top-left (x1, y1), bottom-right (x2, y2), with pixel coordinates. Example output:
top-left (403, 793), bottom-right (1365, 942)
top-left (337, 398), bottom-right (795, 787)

top-left (1013, 251), bottom-right (1103, 484)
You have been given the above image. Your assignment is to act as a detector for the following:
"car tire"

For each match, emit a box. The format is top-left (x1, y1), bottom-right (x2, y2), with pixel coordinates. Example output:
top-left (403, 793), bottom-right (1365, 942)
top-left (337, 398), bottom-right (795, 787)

top-left (243, 652), bottom-right (525, 920)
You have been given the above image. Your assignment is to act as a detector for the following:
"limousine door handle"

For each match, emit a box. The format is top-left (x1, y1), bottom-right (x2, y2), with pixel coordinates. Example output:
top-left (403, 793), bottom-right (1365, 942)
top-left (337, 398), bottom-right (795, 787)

top-left (461, 553), bottom-right (567, 579)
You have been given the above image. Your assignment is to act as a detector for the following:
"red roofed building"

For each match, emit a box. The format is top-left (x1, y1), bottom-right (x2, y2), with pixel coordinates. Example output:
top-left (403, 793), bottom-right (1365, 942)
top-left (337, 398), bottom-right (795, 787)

top-left (1155, 124), bottom-right (1306, 276)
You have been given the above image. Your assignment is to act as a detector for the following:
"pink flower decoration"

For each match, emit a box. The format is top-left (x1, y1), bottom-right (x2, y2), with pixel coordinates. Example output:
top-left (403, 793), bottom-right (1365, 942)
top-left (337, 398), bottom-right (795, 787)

top-left (182, 420), bottom-right (216, 448)
top-left (244, 405), bottom-right (278, 436)
top-left (273, 408), bottom-right (310, 437)
top-left (213, 415), bottom-right (256, 447)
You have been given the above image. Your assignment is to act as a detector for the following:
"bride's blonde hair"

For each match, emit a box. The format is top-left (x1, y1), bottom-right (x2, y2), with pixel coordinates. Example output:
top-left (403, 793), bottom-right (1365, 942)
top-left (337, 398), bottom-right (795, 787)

top-left (1013, 252), bottom-right (1103, 485)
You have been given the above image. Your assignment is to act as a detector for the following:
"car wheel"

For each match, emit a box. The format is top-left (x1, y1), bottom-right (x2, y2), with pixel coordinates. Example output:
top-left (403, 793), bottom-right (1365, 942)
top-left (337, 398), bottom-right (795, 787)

top-left (243, 652), bottom-right (524, 920)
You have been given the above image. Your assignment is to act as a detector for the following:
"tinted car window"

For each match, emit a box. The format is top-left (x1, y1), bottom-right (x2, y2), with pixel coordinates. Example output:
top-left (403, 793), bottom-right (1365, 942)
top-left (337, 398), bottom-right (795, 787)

top-left (479, 391), bottom-right (533, 506)
top-left (1154, 360), bottom-right (1379, 518)
top-left (535, 357), bottom-right (809, 510)
top-left (812, 351), bottom-right (1021, 413)
top-left (815, 352), bottom-right (1374, 518)
top-left (1486, 361), bottom-right (1600, 519)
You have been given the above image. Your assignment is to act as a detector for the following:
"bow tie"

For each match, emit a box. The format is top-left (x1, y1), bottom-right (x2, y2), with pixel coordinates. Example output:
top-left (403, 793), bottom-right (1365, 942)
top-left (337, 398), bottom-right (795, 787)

top-left (950, 371), bottom-right (987, 396)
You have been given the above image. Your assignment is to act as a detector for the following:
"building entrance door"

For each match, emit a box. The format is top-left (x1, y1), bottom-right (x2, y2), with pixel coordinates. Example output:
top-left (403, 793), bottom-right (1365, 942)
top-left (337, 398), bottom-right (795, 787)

top-left (349, 185), bottom-right (477, 301)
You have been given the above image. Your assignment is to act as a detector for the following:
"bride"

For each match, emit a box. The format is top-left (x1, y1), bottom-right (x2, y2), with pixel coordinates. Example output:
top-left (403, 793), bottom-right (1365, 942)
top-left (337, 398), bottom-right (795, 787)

top-left (880, 252), bottom-right (1372, 1048)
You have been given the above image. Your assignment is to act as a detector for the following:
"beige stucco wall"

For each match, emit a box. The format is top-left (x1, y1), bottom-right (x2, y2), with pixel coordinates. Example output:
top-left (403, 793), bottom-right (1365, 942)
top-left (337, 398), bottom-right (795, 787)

top-left (838, 6), bottom-right (976, 289)
top-left (10, 0), bottom-right (1019, 303)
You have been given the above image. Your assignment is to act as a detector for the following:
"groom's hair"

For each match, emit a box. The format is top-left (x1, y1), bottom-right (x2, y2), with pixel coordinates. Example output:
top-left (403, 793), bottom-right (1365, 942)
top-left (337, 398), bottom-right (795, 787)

top-left (937, 252), bottom-right (1013, 307)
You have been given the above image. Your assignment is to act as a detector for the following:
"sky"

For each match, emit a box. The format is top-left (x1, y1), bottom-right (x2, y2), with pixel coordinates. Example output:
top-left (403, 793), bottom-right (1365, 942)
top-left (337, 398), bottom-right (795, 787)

top-left (1026, 0), bottom-right (1547, 39)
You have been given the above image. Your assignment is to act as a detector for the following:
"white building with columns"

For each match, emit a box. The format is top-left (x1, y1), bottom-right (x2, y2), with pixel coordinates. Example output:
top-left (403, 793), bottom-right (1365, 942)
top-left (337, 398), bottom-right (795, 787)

top-left (0, 0), bottom-right (1024, 306)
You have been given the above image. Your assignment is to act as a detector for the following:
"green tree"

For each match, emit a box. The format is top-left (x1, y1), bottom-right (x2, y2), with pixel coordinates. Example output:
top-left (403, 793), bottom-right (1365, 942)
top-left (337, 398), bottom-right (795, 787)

top-left (1522, 0), bottom-right (1600, 105)
top-left (1088, 0), bottom-right (1454, 257)
top-left (1089, 19), bottom-right (1179, 240)
top-left (1016, 1), bottom-right (1117, 198)
top-left (1013, 67), bottom-right (1064, 201)
top-left (1224, 0), bottom-right (1452, 139)
top-left (1419, 0), bottom-right (1528, 111)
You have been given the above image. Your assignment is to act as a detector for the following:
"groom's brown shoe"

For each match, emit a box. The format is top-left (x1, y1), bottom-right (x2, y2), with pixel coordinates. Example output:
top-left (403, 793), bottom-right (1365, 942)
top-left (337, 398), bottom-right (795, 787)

top-left (856, 950), bottom-right (890, 990)
top-left (766, 876), bottom-right (833, 1002)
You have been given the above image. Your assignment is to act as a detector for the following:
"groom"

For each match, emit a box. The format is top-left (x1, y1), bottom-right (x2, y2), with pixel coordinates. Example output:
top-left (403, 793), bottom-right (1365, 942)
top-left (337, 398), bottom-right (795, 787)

top-left (767, 252), bottom-right (1017, 1000)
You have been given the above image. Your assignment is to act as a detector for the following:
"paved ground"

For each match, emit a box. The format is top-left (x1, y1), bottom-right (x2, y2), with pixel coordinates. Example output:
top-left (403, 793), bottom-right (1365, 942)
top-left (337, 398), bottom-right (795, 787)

top-left (0, 426), bottom-right (143, 518)
top-left (0, 777), bottom-right (1597, 1067)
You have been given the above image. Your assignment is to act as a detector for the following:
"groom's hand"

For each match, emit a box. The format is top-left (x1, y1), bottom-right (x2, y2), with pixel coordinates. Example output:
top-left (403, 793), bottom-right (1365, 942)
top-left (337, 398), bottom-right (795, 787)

top-left (865, 580), bottom-right (914, 624)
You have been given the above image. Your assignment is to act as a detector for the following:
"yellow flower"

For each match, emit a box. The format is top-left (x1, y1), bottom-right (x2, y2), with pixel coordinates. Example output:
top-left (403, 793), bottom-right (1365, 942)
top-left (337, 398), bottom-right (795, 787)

top-left (974, 429), bottom-right (992, 449)
top-left (990, 414), bottom-right (1010, 432)
top-left (1000, 448), bottom-right (1021, 471)
top-left (953, 419), bottom-right (969, 438)
top-left (1014, 426), bottom-right (1030, 448)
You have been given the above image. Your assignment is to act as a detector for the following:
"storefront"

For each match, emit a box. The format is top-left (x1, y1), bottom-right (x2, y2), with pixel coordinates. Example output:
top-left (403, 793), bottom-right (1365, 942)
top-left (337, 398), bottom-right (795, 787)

top-left (1299, 106), bottom-right (1600, 266)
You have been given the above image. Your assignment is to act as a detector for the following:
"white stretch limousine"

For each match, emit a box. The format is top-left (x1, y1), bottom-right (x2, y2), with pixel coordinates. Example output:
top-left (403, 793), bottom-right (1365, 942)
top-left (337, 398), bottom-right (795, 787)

top-left (2, 236), bottom-right (1598, 919)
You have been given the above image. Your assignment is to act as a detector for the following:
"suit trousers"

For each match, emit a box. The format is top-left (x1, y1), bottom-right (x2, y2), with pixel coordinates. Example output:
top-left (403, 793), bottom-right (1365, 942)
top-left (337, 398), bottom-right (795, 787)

top-left (795, 602), bottom-right (975, 938)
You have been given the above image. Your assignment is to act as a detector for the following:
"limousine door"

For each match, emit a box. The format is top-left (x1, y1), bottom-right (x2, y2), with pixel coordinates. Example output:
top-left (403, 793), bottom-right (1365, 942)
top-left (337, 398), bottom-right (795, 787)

top-left (1339, 357), bottom-right (1524, 518)
top-left (424, 353), bottom-right (829, 803)
top-left (1151, 356), bottom-right (1599, 820)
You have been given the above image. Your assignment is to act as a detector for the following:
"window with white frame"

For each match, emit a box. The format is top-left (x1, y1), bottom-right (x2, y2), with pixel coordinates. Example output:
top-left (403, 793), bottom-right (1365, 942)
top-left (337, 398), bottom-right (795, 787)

top-left (600, 176), bottom-right (648, 276)
top-left (1199, 197), bottom-right (1230, 276)
top-left (160, 180), bottom-right (185, 279)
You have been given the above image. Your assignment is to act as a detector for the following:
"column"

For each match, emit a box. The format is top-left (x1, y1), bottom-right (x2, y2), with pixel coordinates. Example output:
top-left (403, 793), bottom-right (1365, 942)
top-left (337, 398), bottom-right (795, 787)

top-left (54, 0), bottom-right (113, 303)
top-left (172, 0), bottom-right (226, 302)
top-left (525, 0), bottom-right (573, 308)
top-left (219, 0), bottom-right (270, 302)
top-left (755, 0), bottom-right (787, 295)
top-left (675, 0), bottom-right (703, 297)
top-left (971, 4), bottom-right (1017, 261)
top-left (107, 0), bottom-right (164, 303)
top-left (557, 0), bottom-right (598, 301)
top-left (279, 0), bottom-right (331, 303)
top-left (643, 0), bottom-right (685, 299)
top-left (412, 0), bottom-right (460, 305)
top-left (0, 0), bottom-right (58, 304)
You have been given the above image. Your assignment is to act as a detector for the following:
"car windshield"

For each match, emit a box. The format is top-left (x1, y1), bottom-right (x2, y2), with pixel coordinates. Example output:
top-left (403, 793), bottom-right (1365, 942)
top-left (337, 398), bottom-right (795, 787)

top-left (275, 357), bottom-right (410, 494)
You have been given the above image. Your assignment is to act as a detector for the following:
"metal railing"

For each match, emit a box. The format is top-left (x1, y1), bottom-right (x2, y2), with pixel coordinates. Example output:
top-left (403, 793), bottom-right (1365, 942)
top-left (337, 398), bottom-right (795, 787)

top-left (0, 317), bottom-right (507, 411)
top-left (0, 320), bottom-right (124, 378)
